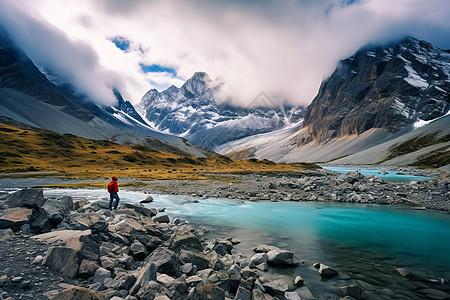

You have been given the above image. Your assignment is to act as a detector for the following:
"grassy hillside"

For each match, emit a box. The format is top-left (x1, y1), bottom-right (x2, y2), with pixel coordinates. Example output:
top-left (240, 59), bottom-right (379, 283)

top-left (0, 119), bottom-right (317, 180)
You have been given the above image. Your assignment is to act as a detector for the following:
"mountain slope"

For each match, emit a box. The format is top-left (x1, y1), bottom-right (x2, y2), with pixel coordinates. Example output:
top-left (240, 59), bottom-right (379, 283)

top-left (220, 37), bottom-right (450, 166)
top-left (0, 27), bottom-right (211, 157)
top-left (136, 72), bottom-right (305, 149)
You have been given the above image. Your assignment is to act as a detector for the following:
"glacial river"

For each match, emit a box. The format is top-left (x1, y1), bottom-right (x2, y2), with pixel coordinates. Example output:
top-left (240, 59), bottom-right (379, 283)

top-left (45, 188), bottom-right (450, 299)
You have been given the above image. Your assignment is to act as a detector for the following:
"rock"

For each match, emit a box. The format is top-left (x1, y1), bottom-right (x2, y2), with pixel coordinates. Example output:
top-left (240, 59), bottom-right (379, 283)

top-left (120, 203), bottom-right (156, 217)
top-left (32, 255), bottom-right (44, 265)
top-left (186, 275), bottom-right (203, 286)
top-left (252, 244), bottom-right (279, 253)
top-left (191, 284), bottom-right (225, 300)
top-left (73, 199), bottom-right (88, 210)
top-left (134, 233), bottom-right (162, 252)
top-left (4, 188), bottom-right (44, 210)
top-left (264, 279), bottom-right (290, 296)
top-left (250, 253), bottom-right (268, 266)
top-left (235, 286), bottom-right (252, 300)
top-left (318, 264), bottom-right (338, 278)
top-left (252, 289), bottom-right (272, 300)
top-left (313, 262), bottom-right (320, 268)
top-left (0, 228), bottom-right (14, 241)
top-left (20, 223), bottom-right (31, 235)
top-left (49, 286), bottom-right (106, 300)
top-left (168, 227), bottom-right (203, 252)
top-left (341, 285), bottom-right (362, 299)
top-left (0, 207), bottom-right (32, 231)
top-left (154, 215), bottom-right (170, 223)
top-left (267, 249), bottom-right (295, 265)
top-left (129, 261), bottom-right (157, 295)
top-left (43, 246), bottom-right (80, 278)
top-left (207, 270), bottom-right (230, 292)
top-left (141, 195), bottom-right (154, 203)
top-left (179, 249), bottom-right (210, 270)
top-left (226, 237), bottom-right (241, 245)
top-left (29, 210), bottom-right (54, 234)
top-left (294, 276), bottom-right (304, 287)
top-left (136, 281), bottom-right (166, 299)
top-left (285, 291), bottom-right (302, 300)
top-left (109, 272), bottom-right (136, 291)
top-left (146, 247), bottom-right (180, 277)
top-left (240, 267), bottom-right (257, 280)
top-left (255, 262), bottom-right (268, 272)
top-left (90, 220), bottom-right (109, 233)
top-left (396, 268), bottom-right (429, 281)
top-left (93, 267), bottom-right (111, 284)
top-left (78, 259), bottom-right (99, 278)
top-left (42, 198), bottom-right (71, 223)
top-left (130, 241), bottom-right (148, 261)
top-left (417, 288), bottom-right (450, 300)
top-left (213, 239), bottom-right (233, 256)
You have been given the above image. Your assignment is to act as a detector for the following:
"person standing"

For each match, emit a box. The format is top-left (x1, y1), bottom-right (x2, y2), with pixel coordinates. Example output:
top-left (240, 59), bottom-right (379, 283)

top-left (108, 176), bottom-right (120, 210)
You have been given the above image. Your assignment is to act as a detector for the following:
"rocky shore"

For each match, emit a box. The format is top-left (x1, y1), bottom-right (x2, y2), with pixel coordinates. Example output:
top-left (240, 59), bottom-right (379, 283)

top-left (0, 188), bottom-right (352, 300)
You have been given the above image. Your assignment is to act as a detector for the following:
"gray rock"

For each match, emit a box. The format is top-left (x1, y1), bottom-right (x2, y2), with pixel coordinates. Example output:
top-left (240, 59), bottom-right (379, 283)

top-left (240, 267), bottom-right (257, 280)
top-left (294, 276), bottom-right (304, 287)
top-left (235, 287), bottom-right (251, 300)
top-left (0, 228), bottom-right (14, 241)
top-left (146, 247), bottom-right (180, 277)
top-left (255, 262), bottom-right (268, 272)
top-left (252, 289), bottom-right (271, 300)
top-left (264, 279), bottom-right (290, 296)
top-left (181, 263), bottom-right (194, 275)
top-left (129, 261), bottom-right (157, 295)
top-left (32, 255), bottom-right (44, 265)
top-left (319, 264), bottom-right (338, 278)
top-left (252, 244), bottom-right (279, 253)
top-left (191, 284), bottom-right (225, 300)
top-left (134, 233), bottom-right (162, 252)
top-left (341, 285), bottom-right (361, 299)
top-left (213, 239), bottom-right (233, 256)
top-left (121, 203), bottom-right (156, 217)
top-left (207, 270), bottom-right (230, 292)
top-left (42, 198), bottom-right (71, 223)
top-left (267, 249), bottom-right (295, 265)
top-left (136, 281), bottom-right (167, 299)
top-left (179, 248), bottom-right (210, 270)
top-left (168, 227), bottom-right (203, 252)
top-left (130, 241), bottom-right (148, 261)
top-left (141, 195), bottom-right (154, 203)
top-left (29, 210), bottom-right (54, 234)
top-left (93, 267), bottom-right (111, 283)
top-left (154, 215), bottom-right (170, 223)
top-left (250, 253), bottom-right (268, 266)
top-left (43, 246), bottom-right (80, 278)
top-left (110, 272), bottom-right (137, 290)
top-left (20, 223), bottom-right (31, 235)
top-left (285, 291), bottom-right (302, 300)
top-left (4, 188), bottom-right (44, 210)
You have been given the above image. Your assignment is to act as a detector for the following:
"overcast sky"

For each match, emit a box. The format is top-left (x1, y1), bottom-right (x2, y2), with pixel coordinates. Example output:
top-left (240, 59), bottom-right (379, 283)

top-left (0, 0), bottom-right (449, 107)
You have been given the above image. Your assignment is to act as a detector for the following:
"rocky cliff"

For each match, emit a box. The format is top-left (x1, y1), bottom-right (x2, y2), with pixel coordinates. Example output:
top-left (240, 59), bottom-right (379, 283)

top-left (301, 37), bottom-right (450, 144)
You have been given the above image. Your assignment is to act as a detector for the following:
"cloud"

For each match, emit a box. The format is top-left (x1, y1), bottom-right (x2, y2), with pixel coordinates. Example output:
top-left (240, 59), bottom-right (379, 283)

top-left (0, 0), bottom-right (449, 107)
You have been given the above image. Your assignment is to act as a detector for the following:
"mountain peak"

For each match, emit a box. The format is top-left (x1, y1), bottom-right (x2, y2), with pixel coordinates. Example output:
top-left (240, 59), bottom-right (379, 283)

top-left (181, 72), bottom-right (212, 97)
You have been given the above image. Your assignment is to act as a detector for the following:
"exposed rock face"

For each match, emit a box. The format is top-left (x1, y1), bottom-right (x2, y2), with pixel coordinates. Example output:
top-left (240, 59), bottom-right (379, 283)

top-left (301, 37), bottom-right (450, 145)
top-left (137, 72), bottom-right (304, 149)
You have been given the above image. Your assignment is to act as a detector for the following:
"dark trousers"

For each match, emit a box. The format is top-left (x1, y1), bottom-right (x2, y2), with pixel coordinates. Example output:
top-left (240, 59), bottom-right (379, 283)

top-left (109, 193), bottom-right (120, 209)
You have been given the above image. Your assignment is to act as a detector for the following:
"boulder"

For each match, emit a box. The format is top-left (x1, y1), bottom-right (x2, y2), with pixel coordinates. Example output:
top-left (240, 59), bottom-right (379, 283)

top-left (252, 289), bottom-right (272, 300)
top-left (42, 246), bottom-right (80, 278)
top-left (141, 195), bottom-right (154, 203)
top-left (179, 249), bottom-right (210, 270)
top-left (130, 241), bottom-right (148, 261)
top-left (109, 272), bottom-right (136, 291)
top-left (29, 210), bottom-right (54, 234)
top-left (42, 198), bottom-right (71, 223)
top-left (93, 267), bottom-right (111, 284)
top-left (0, 228), bottom-right (14, 241)
top-left (4, 188), bottom-right (44, 210)
top-left (134, 233), bottom-right (161, 252)
top-left (129, 261), bottom-right (157, 295)
top-left (235, 286), bottom-right (252, 300)
top-left (267, 249), bottom-right (295, 265)
top-left (250, 253), bottom-right (268, 267)
top-left (207, 270), bottom-right (230, 292)
top-left (294, 276), bottom-right (304, 287)
top-left (0, 207), bottom-right (32, 231)
top-left (20, 223), bottom-right (31, 235)
top-left (191, 284), bottom-right (225, 300)
top-left (154, 214), bottom-right (170, 223)
top-left (120, 203), bottom-right (156, 217)
top-left (252, 244), bottom-right (279, 253)
top-left (318, 264), bottom-right (338, 278)
top-left (90, 220), bottom-right (109, 233)
top-left (73, 199), bottom-right (88, 210)
top-left (168, 227), bottom-right (203, 252)
top-left (264, 279), bottom-right (290, 296)
top-left (67, 213), bottom-right (104, 231)
top-left (284, 291), bottom-right (302, 300)
top-left (50, 286), bottom-right (106, 300)
top-left (341, 285), bottom-right (362, 299)
top-left (136, 281), bottom-right (167, 300)
top-left (213, 239), bottom-right (233, 256)
top-left (78, 259), bottom-right (99, 278)
top-left (146, 247), bottom-right (180, 277)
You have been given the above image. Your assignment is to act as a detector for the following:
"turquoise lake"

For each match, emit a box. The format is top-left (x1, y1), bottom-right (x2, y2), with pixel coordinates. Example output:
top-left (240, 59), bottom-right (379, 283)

top-left (44, 189), bottom-right (450, 297)
top-left (322, 166), bottom-right (433, 182)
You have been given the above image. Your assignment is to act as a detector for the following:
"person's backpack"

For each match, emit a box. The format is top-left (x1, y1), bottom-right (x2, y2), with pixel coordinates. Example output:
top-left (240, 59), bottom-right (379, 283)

top-left (107, 181), bottom-right (116, 193)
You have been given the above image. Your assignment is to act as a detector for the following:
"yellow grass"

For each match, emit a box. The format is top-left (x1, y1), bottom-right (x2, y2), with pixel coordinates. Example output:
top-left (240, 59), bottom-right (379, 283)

top-left (0, 121), bottom-right (319, 180)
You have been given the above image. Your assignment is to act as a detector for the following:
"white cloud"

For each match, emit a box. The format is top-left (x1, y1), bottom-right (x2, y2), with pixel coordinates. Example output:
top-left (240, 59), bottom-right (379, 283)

top-left (0, 0), bottom-right (449, 107)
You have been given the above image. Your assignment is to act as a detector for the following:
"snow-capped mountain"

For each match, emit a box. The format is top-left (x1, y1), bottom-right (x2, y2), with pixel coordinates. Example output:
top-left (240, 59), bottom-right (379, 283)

top-left (219, 37), bottom-right (450, 165)
top-left (136, 72), bottom-right (305, 150)
top-left (0, 27), bottom-right (211, 156)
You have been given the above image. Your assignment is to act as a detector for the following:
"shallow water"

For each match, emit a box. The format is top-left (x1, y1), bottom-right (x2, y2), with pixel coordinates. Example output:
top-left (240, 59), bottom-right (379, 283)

top-left (44, 189), bottom-right (450, 298)
top-left (322, 166), bottom-right (432, 182)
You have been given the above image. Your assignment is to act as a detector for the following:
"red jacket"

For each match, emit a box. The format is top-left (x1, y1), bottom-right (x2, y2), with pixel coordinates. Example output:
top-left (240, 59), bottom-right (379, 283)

top-left (108, 180), bottom-right (118, 193)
